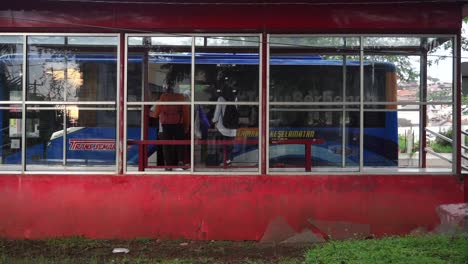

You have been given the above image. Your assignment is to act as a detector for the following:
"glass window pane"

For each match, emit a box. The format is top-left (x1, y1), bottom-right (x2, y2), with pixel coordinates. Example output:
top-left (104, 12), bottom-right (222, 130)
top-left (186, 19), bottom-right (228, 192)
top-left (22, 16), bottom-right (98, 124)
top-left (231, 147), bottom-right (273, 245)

top-left (194, 36), bottom-right (259, 102)
top-left (25, 105), bottom-right (64, 170)
top-left (127, 104), bottom-right (191, 172)
top-left (1, 37), bottom-right (23, 101)
top-left (427, 39), bottom-right (453, 103)
top-left (126, 106), bottom-right (154, 169)
top-left (195, 36), bottom-right (259, 47)
top-left (363, 37), bottom-right (420, 170)
top-left (365, 37), bottom-right (423, 48)
top-left (0, 105), bottom-right (22, 170)
top-left (65, 105), bottom-right (116, 167)
top-left (398, 108), bottom-right (421, 168)
top-left (426, 105), bottom-right (453, 169)
top-left (67, 36), bottom-right (117, 46)
top-left (270, 55), bottom-right (360, 103)
top-left (127, 36), bottom-right (191, 102)
top-left (128, 37), bottom-right (143, 46)
top-left (270, 36), bottom-right (359, 49)
top-left (194, 104), bottom-right (259, 172)
top-left (152, 37), bottom-right (192, 46)
top-left (363, 109), bottom-right (399, 167)
top-left (269, 106), bottom-right (359, 172)
top-left (0, 36), bottom-right (23, 44)
top-left (28, 36), bottom-right (65, 45)
top-left (25, 105), bottom-right (116, 171)
top-left (27, 36), bottom-right (117, 102)
top-left (269, 38), bottom-right (361, 172)
top-left (363, 56), bottom-right (416, 103)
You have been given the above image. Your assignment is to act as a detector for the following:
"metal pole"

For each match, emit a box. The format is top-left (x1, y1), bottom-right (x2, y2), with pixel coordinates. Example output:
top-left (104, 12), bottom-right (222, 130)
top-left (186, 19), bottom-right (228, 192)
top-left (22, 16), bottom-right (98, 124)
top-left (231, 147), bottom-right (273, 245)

top-left (190, 37), bottom-right (195, 173)
top-left (342, 54), bottom-right (347, 167)
top-left (262, 33), bottom-right (268, 174)
top-left (142, 38), bottom-right (149, 170)
top-left (118, 33), bottom-right (125, 174)
top-left (455, 33), bottom-right (461, 176)
top-left (63, 37), bottom-right (68, 166)
top-left (359, 37), bottom-right (364, 170)
top-left (420, 45), bottom-right (427, 168)
top-left (21, 35), bottom-right (27, 172)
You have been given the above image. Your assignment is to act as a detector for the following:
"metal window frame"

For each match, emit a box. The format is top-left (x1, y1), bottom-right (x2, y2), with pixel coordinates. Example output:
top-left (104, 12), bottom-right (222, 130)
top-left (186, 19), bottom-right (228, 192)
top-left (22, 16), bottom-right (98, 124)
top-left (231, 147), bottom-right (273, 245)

top-left (124, 33), bottom-right (262, 175)
top-left (0, 32), bottom-right (459, 176)
top-left (0, 33), bottom-right (120, 174)
top-left (266, 33), bottom-right (457, 175)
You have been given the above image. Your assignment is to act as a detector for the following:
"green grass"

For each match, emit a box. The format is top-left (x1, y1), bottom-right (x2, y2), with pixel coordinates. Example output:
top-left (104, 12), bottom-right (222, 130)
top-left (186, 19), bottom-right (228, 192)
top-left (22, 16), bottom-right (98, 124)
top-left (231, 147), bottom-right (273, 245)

top-left (1, 235), bottom-right (466, 264)
top-left (429, 143), bottom-right (453, 153)
top-left (304, 234), bottom-right (468, 264)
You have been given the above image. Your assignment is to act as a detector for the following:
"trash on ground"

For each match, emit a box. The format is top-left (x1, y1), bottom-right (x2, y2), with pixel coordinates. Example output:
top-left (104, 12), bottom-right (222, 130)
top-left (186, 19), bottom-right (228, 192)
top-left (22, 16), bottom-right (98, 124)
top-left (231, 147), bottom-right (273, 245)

top-left (112, 248), bottom-right (130, 254)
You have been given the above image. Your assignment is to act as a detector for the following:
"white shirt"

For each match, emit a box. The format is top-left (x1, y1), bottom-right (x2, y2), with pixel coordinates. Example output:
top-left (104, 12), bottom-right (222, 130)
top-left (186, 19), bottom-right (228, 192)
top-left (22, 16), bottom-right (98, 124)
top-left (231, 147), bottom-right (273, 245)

top-left (212, 96), bottom-right (237, 137)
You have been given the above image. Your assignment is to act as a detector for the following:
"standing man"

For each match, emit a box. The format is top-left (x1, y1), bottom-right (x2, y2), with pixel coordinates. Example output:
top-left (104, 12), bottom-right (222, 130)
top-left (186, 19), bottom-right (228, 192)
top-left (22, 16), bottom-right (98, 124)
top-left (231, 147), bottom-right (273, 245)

top-left (150, 85), bottom-right (189, 170)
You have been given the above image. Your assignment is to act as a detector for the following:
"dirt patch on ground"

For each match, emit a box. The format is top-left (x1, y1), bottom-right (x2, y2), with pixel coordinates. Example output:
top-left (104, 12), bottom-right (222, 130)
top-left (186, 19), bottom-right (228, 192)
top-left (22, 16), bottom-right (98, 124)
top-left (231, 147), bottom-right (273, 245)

top-left (0, 238), bottom-right (312, 263)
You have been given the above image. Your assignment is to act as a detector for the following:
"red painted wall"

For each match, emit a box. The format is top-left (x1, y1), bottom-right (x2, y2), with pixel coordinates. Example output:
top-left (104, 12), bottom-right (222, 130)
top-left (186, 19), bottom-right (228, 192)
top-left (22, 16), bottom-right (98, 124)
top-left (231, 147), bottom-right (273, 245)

top-left (0, 2), bottom-right (465, 240)
top-left (0, 175), bottom-right (463, 239)
top-left (0, 2), bottom-right (462, 32)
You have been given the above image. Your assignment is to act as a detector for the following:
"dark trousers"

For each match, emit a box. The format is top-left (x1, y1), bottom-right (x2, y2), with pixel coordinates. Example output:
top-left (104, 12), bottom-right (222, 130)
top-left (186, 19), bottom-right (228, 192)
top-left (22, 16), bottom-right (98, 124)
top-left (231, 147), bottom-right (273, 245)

top-left (161, 124), bottom-right (185, 166)
top-left (216, 132), bottom-right (235, 163)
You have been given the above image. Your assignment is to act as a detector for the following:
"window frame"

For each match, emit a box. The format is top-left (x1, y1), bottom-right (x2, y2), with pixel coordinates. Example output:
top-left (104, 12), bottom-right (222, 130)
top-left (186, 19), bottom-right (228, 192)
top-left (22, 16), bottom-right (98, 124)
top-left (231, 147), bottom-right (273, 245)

top-left (124, 33), bottom-right (263, 175)
top-left (267, 34), bottom-right (458, 175)
top-left (0, 32), bottom-right (460, 175)
top-left (0, 32), bottom-right (120, 174)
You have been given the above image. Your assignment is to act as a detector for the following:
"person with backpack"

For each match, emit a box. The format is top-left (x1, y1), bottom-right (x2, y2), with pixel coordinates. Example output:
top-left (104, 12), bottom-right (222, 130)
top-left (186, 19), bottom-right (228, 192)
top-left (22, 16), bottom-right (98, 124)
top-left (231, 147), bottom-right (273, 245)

top-left (212, 85), bottom-right (239, 166)
top-left (150, 85), bottom-right (189, 170)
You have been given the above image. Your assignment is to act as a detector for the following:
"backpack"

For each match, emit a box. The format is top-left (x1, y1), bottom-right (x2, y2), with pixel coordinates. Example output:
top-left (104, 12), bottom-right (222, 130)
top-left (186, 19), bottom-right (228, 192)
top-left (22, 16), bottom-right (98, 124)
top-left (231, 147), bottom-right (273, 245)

top-left (159, 105), bottom-right (182, 125)
top-left (222, 104), bottom-right (239, 129)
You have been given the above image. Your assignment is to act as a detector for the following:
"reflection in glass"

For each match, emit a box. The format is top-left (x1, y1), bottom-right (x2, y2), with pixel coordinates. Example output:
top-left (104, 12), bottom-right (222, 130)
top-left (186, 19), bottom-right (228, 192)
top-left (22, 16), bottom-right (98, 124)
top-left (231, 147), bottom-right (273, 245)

top-left (65, 105), bottom-right (116, 166)
top-left (0, 38), bottom-right (23, 101)
top-left (0, 106), bottom-right (22, 170)
top-left (269, 54), bottom-right (366, 103)
top-left (67, 36), bottom-right (117, 46)
top-left (194, 105), bottom-right (259, 172)
top-left (364, 37), bottom-right (423, 48)
top-left (25, 105), bottom-right (117, 170)
top-left (127, 36), bottom-right (191, 102)
top-left (194, 36), bottom-right (259, 102)
top-left (127, 104), bottom-right (192, 171)
top-left (269, 38), bottom-right (363, 171)
top-left (362, 110), bottom-right (399, 167)
top-left (27, 36), bottom-right (117, 102)
top-left (25, 106), bottom-right (64, 169)
top-left (195, 36), bottom-right (259, 47)
top-left (269, 106), bottom-right (359, 171)
top-left (126, 107), bottom-right (160, 170)
top-left (28, 36), bottom-right (65, 45)
top-left (270, 36), bottom-right (360, 48)
top-left (151, 37), bottom-right (192, 46)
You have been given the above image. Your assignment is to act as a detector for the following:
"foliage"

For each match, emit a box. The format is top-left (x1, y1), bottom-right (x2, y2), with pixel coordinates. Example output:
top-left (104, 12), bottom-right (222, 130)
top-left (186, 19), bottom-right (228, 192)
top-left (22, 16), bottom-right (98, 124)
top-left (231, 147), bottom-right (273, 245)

top-left (365, 55), bottom-right (419, 83)
top-left (430, 143), bottom-right (453, 154)
top-left (398, 134), bottom-right (406, 152)
top-left (434, 128), bottom-right (452, 146)
top-left (398, 134), bottom-right (419, 154)
top-left (428, 128), bottom-right (453, 153)
top-left (0, 44), bottom-right (22, 94)
top-left (305, 235), bottom-right (468, 264)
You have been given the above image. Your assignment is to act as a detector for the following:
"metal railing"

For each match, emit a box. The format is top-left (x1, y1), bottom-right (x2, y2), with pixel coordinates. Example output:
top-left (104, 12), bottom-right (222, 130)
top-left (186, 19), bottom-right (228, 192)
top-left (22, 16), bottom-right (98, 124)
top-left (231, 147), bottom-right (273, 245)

top-left (424, 128), bottom-right (457, 166)
top-left (461, 130), bottom-right (468, 172)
